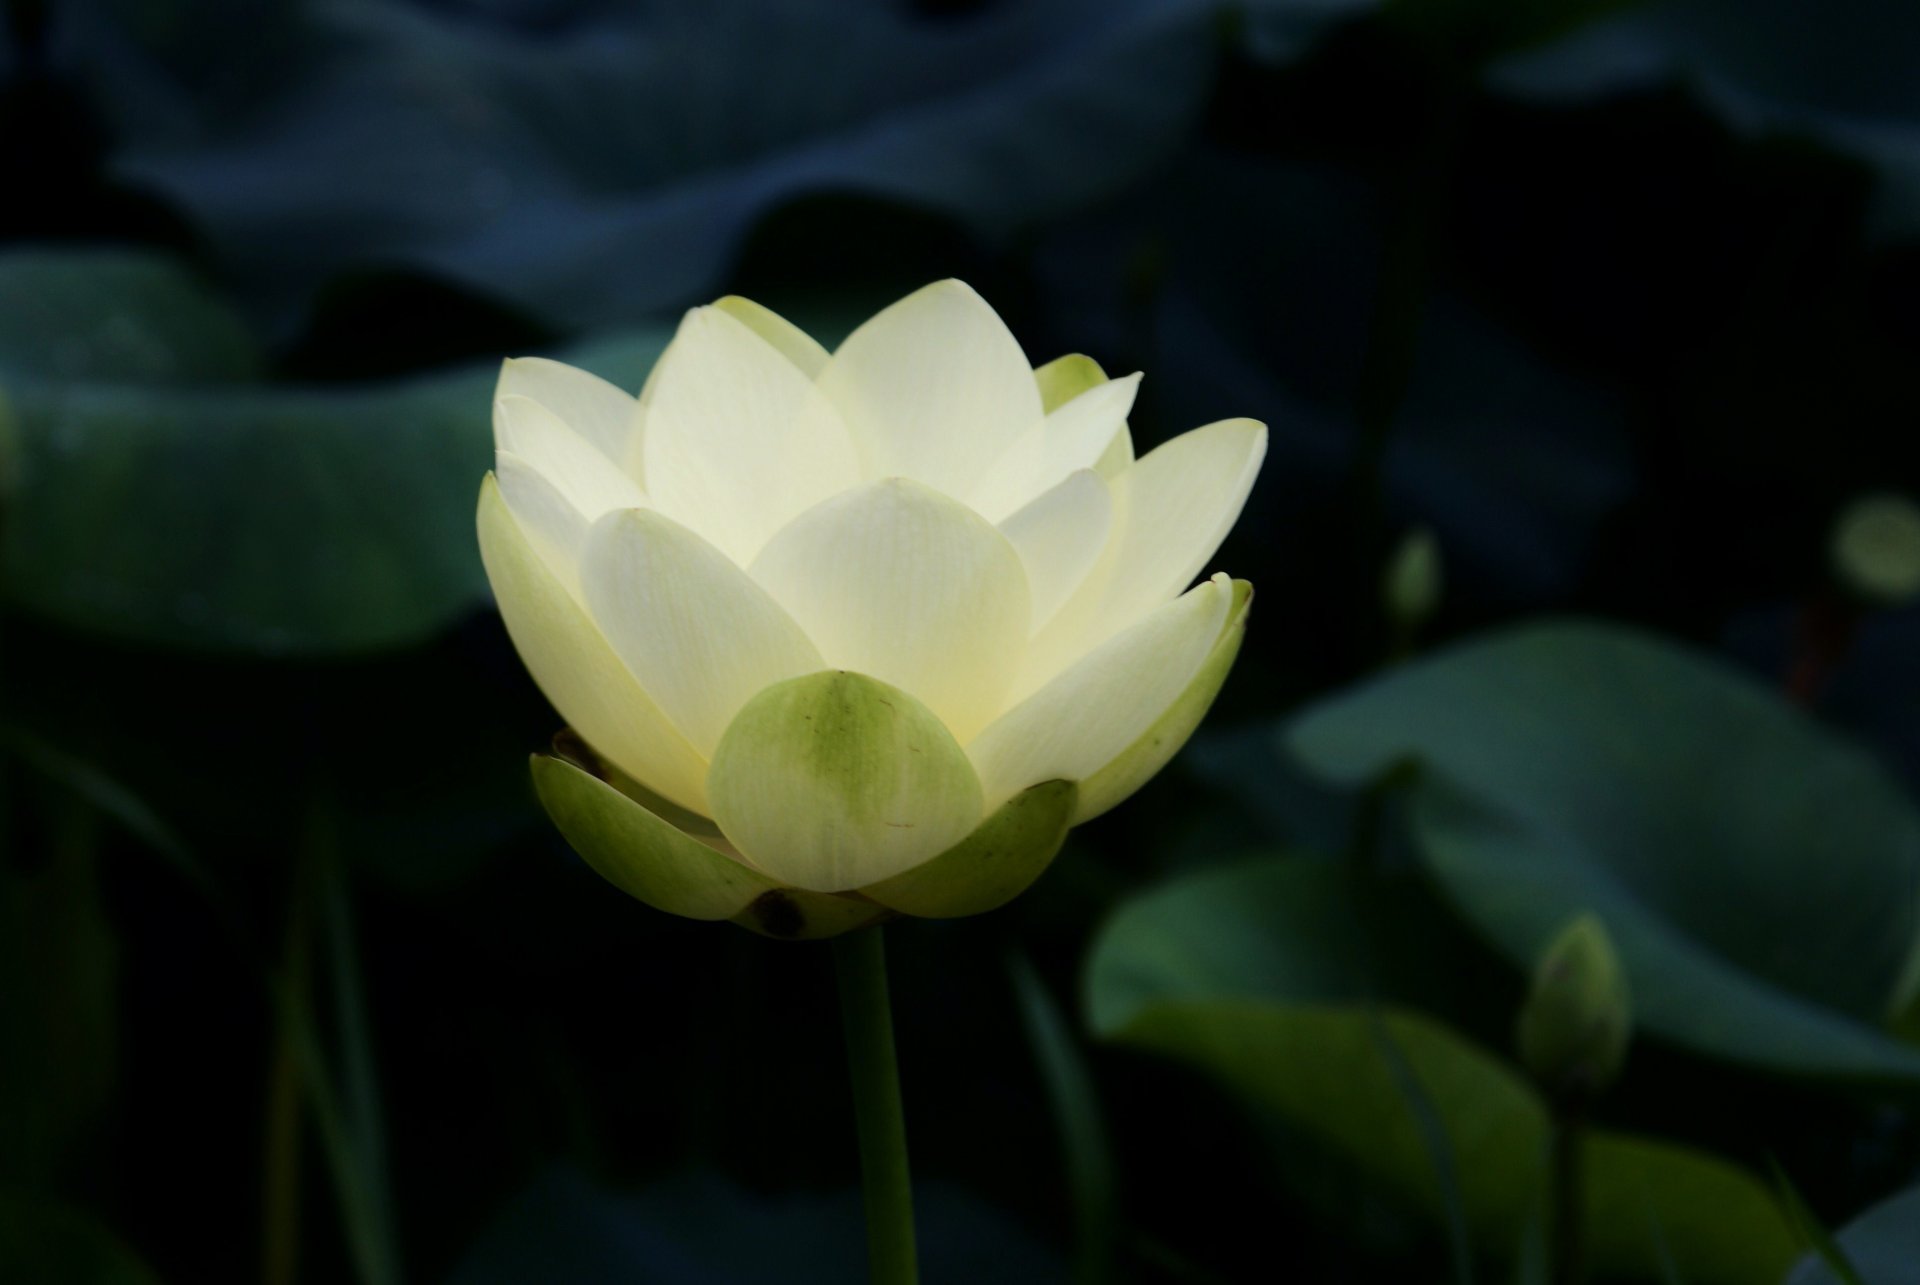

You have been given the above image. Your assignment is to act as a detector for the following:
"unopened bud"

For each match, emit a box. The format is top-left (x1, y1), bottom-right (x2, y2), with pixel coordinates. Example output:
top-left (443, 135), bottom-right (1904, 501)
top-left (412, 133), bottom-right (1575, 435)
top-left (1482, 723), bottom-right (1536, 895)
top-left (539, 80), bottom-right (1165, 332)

top-left (1383, 526), bottom-right (1442, 630)
top-left (1516, 914), bottom-right (1631, 1101)
top-left (1831, 492), bottom-right (1920, 608)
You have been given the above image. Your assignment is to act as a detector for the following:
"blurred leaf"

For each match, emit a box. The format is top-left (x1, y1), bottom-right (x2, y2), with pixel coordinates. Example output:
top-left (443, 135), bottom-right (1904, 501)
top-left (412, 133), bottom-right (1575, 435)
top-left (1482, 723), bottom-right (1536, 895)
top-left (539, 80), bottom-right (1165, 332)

top-left (0, 807), bottom-right (116, 1185)
top-left (1490, 0), bottom-right (1920, 242)
top-left (1785, 1184), bottom-right (1920, 1285)
top-left (0, 1193), bottom-right (163, 1284)
top-left (446, 1167), bottom-right (1058, 1285)
top-left (1087, 858), bottom-right (1801, 1284)
top-left (0, 247), bottom-right (669, 653)
top-left (1286, 620), bottom-right (1920, 1082)
top-left (1012, 954), bottom-right (1117, 1285)
top-left (74, 0), bottom-right (1222, 329)
top-left (1770, 1161), bottom-right (1864, 1285)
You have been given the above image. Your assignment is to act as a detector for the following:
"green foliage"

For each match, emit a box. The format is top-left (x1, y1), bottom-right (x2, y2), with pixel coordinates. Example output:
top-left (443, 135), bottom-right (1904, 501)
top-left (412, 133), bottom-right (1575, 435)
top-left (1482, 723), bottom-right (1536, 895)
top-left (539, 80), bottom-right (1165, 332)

top-left (1088, 857), bottom-right (1801, 1282)
top-left (0, 1193), bottom-right (164, 1285)
top-left (1287, 621), bottom-right (1920, 1082)
top-left (0, 248), bottom-right (668, 654)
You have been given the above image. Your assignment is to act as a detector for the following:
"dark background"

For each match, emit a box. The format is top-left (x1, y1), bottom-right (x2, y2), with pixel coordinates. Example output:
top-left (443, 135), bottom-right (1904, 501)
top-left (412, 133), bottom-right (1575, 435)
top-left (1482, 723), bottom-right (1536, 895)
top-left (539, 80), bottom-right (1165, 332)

top-left (4, 0), bottom-right (1920, 1281)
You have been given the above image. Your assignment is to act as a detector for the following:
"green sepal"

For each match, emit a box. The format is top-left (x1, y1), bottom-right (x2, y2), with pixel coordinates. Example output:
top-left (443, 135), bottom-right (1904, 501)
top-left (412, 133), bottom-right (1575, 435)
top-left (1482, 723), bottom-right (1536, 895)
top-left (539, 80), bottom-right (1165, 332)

top-left (866, 779), bottom-right (1077, 918)
top-left (530, 754), bottom-right (777, 921)
top-left (1034, 354), bottom-right (1108, 412)
top-left (708, 670), bottom-right (985, 893)
top-left (1075, 579), bottom-right (1252, 823)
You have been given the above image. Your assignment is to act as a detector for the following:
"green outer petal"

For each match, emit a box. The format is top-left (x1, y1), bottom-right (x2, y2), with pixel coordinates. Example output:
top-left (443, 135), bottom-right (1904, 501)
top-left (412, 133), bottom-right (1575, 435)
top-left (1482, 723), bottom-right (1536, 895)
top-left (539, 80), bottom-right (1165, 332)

top-left (867, 779), bottom-right (1077, 918)
top-left (1034, 354), bottom-right (1108, 413)
top-left (531, 754), bottom-right (776, 921)
top-left (729, 888), bottom-right (892, 941)
top-left (708, 670), bottom-right (986, 893)
top-left (1074, 579), bottom-right (1252, 823)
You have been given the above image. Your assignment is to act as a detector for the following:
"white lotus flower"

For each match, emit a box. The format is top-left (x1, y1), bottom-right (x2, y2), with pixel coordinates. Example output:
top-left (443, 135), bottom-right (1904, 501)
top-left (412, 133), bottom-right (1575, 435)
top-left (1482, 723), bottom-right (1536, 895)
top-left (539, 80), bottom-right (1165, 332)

top-left (479, 281), bottom-right (1263, 938)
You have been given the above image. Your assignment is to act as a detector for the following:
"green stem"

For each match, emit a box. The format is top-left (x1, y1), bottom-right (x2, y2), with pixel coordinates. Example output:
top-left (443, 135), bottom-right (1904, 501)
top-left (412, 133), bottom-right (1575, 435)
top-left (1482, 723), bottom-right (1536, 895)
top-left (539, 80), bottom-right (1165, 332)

top-left (1547, 1104), bottom-right (1586, 1285)
top-left (833, 926), bottom-right (918, 1285)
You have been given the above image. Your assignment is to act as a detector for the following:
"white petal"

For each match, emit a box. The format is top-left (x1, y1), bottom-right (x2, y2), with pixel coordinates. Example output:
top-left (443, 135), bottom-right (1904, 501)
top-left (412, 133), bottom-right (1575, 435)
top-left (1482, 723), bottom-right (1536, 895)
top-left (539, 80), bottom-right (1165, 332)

top-left (998, 469), bottom-right (1113, 630)
top-left (477, 476), bottom-right (710, 814)
top-left (749, 478), bottom-right (1030, 743)
top-left (494, 449), bottom-right (590, 587)
top-left (968, 575), bottom-right (1234, 810)
top-left (815, 280), bottom-right (1043, 494)
top-left (969, 373), bottom-right (1140, 521)
top-left (582, 507), bottom-right (825, 757)
top-left (494, 394), bottom-right (647, 522)
top-left (1019, 417), bottom-right (1265, 691)
top-left (497, 357), bottom-right (639, 467)
top-left (712, 295), bottom-right (829, 377)
top-left (641, 305), bottom-right (861, 563)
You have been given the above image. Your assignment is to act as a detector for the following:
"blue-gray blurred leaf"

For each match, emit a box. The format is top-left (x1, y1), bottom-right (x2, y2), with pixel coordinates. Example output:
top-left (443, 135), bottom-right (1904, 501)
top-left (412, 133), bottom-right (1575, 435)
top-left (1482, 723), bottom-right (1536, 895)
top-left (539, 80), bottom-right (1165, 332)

top-left (1286, 620), bottom-right (1920, 1082)
top-left (0, 247), bottom-right (668, 653)
top-left (73, 0), bottom-right (1221, 328)
top-left (447, 1167), bottom-right (1058, 1285)
top-left (1785, 1184), bottom-right (1920, 1285)
top-left (1492, 0), bottom-right (1920, 242)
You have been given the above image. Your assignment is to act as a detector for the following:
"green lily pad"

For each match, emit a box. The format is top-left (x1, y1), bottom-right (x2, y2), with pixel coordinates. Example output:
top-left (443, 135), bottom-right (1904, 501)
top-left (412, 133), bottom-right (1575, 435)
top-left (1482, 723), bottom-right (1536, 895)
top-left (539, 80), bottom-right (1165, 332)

top-left (1088, 857), bottom-right (1801, 1284)
top-left (1285, 620), bottom-right (1920, 1083)
top-left (0, 247), bottom-right (669, 654)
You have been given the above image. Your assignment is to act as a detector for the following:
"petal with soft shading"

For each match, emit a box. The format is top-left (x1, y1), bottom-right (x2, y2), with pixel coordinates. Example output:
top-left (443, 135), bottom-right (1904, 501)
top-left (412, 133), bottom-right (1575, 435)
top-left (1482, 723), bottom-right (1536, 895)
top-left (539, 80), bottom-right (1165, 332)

top-left (494, 450), bottom-right (591, 585)
top-left (970, 373), bottom-right (1140, 521)
top-left (641, 305), bottom-right (861, 562)
top-left (815, 279), bottom-right (1042, 494)
top-left (1091, 418), bottom-right (1264, 631)
top-left (1074, 579), bottom-right (1251, 823)
top-left (708, 671), bottom-right (985, 892)
top-left (968, 575), bottom-right (1233, 811)
top-left (730, 887), bottom-right (891, 941)
top-left (713, 295), bottom-right (829, 377)
top-left (866, 779), bottom-right (1076, 917)
top-left (497, 356), bottom-right (639, 467)
top-left (581, 507), bottom-right (825, 757)
top-left (998, 469), bottom-right (1113, 629)
top-left (476, 476), bottom-right (709, 813)
top-left (750, 478), bottom-right (1029, 743)
top-left (494, 394), bottom-right (647, 521)
top-left (532, 754), bottom-right (775, 921)
top-left (1034, 353), bottom-right (1107, 412)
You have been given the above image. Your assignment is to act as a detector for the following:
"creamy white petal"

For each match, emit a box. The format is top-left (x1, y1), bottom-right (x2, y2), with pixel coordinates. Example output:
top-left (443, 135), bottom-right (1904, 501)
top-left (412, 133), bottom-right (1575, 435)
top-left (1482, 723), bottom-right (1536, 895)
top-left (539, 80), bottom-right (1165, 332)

top-left (1034, 353), bottom-right (1108, 413)
top-left (641, 305), bottom-right (861, 563)
top-left (476, 476), bottom-right (710, 814)
top-left (998, 469), bottom-right (1113, 630)
top-left (497, 357), bottom-right (639, 467)
top-left (713, 295), bottom-right (829, 377)
top-left (814, 280), bottom-right (1043, 494)
top-left (749, 478), bottom-right (1030, 743)
top-left (970, 373), bottom-right (1140, 521)
top-left (494, 449), bottom-right (590, 587)
top-left (582, 507), bottom-right (825, 757)
top-left (493, 395), bottom-right (647, 522)
top-left (967, 575), bottom-right (1234, 809)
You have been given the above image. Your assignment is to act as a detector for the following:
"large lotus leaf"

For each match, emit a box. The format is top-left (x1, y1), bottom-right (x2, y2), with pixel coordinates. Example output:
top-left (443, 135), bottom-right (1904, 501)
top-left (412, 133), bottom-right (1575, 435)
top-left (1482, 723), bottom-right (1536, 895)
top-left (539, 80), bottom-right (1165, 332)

top-left (1087, 858), bottom-right (1800, 1284)
top-left (1491, 0), bottom-right (1920, 242)
top-left (71, 0), bottom-right (1220, 329)
top-left (0, 247), bottom-right (668, 653)
top-left (1785, 1183), bottom-right (1920, 1285)
top-left (1285, 620), bottom-right (1920, 1082)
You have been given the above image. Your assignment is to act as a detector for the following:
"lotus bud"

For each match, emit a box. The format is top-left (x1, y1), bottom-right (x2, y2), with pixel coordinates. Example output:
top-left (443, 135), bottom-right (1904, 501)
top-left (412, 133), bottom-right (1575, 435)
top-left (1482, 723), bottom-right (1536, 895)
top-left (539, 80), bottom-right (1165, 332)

top-left (1831, 492), bottom-right (1920, 608)
top-left (478, 281), bottom-right (1265, 937)
top-left (1516, 914), bottom-right (1631, 1101)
